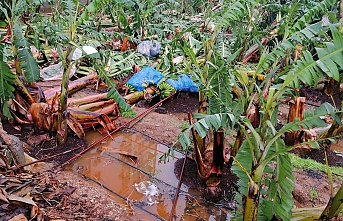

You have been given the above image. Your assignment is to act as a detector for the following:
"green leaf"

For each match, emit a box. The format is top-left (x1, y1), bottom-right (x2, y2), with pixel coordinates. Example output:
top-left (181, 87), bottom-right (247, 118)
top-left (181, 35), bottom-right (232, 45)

top-left (232, 139), bottom-right (253, 220)
top-left (272, 24), bottom-right (343, 99)
top-left (290, 0), bottom-right (335, 33)
top-left (274, 152), bottom-right (294, 220)
top-left (17, 48), bottom-right (40, 82)
top-left (0, 60), bottom-right (15, 100)
top-left (0, 60), bottom-right (15, 119)
top-left (13, 23), bottom-right (39, 83)
top-left (194, 122), bottom-right (207, 138)
top-left (178, 132), bottom-right (191, 148)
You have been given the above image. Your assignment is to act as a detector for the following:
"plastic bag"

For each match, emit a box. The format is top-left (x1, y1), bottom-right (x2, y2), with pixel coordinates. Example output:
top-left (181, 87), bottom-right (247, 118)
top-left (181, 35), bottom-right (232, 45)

top-left (126, 67), bottom-right (164, 91)
top-left (134, 181), bottom-right (159, 206)
top-left (137, 40), bottom-right (161, 57)
top-left (166, 74), bottom-right (199, 92)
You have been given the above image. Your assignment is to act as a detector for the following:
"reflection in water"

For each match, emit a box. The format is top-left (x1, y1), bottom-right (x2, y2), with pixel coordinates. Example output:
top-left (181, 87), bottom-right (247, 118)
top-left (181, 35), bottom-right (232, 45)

top-left (71, 130), bottom-right (229, 220)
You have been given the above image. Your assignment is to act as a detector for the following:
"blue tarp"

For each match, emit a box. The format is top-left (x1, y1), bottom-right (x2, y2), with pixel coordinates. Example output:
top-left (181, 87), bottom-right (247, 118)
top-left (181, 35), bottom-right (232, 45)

top-left (166, 74), bottom-right (199, 92)
top-left (126, 68), bottom-right (199, 92)
top-left (126, 67), bottom-right (164, 91)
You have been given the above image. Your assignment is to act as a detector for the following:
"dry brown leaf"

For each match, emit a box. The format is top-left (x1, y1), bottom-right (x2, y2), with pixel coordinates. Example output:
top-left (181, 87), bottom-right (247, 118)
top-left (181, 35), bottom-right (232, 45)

top-left (0, 187), bottom-right (9, 203)
top-left (27, 133), bottom-right (50, 146)
top-left (58, 186), bottom-right (76, 195)
top-left (24, 153), bottom-right (52, 172)
top-left (8, 213), bottom-right (28, 221)
top-left (66, 113), bottom-right (85, 138)
top-left (7, 194), bottom-right (37, 206)
top-left (30, 205), bottom-right (40, 219)
top-left (28, 103), bottom-right (52, 133)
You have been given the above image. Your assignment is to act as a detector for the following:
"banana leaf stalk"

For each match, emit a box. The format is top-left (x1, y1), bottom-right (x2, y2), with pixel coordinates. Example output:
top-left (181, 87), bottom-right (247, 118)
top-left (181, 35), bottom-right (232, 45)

top-left (67, 92), bottom-right (108, 107)
top-left (66, 112), bottom-right (85, 138)
top-left (228, 130), bottom-right (243, 166)
top-left (14, 76), bottom-right (36, 105)
top-left (76, 100), bottom-right (115, 111)
top-left (44, 74), bottom-right (98, 102)
top-left (123, 86), bottom-right (156, 104)
top-left (292, 206), bottom-right (326, 221)
top-left (67, 108), bottom-right (117, 131)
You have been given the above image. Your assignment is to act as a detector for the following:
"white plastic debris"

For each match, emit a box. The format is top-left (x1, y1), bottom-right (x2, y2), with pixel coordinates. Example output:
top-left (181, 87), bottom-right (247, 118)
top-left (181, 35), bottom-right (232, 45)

top-left (71, 48), bottom-right (82, 61)
top-left (40, 62), bottom-right (63, 80)
top-left (40, 62), bottom-right (77, 81)
top-left (70, 46), bottom-right (98, 61)
top-left (172, 56), bottom-right (184, 64)
top-left (82, 46), bottom-right (98, 55)
top-left (134, 181), bottom-right (159, 206)
top-left (137, 40), bottom-right (161, 57)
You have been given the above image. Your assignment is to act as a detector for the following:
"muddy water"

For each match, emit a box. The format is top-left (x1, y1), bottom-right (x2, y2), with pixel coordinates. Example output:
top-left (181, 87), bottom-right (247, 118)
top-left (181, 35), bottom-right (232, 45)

top-left (69, 129), bottom-right (229, 221)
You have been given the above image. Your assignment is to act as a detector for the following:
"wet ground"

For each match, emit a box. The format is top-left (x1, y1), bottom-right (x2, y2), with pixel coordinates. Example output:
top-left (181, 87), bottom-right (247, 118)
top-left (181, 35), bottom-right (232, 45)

top-left (2, 89), bottom-right (343, 220)
top-left (68, 129), bottom-right (236, 221)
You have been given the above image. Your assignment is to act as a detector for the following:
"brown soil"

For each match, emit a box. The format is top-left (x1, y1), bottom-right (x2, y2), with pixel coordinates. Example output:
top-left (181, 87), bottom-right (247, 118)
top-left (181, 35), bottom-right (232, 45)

top-left (1, 88), bottom-right (343, 220)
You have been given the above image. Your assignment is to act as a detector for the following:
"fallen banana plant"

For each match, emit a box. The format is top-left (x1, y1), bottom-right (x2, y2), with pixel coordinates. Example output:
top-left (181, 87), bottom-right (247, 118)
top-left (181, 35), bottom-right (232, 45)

top-left (68, 108), bottom-right (117, 131)
top-left (68, 92), bottom-right (108, 107)
top-left (123, 86), bottom-right (158, 104)
top-left (8, 73), bottom-right (121, 138)
top-left (44, 74), bottom-right (98, 102)
top-left (123, 82), bottom-right (176, 104)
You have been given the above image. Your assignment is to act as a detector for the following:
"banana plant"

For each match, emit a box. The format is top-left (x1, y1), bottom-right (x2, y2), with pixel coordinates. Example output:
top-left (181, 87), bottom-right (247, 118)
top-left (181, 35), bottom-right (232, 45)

top-left (166, 0), bottom-right (343, 219)
top-left (0, 0), bottom-right (40, 119)
top-left (228, 23), bottom-right (343, 220)
top-left (0, 44), bottom-right (15, 119)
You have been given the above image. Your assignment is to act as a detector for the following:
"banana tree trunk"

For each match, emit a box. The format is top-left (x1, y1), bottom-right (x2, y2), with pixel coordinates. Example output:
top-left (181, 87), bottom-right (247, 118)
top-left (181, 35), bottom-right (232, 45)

top-left (285, 97), bottom-right (305, 145)
top-left (210, 129), bottom-right (224, 175)
top-left (319, 185), bottom-right (343, 220)
top-left (188, 112), bottom-right (208, 178)
top-left (243, 181), bottom-right (260, 220)
top-left (56, 56), bottom-right (74, 144)
top-left (205, 129), bottom-right (225, 186)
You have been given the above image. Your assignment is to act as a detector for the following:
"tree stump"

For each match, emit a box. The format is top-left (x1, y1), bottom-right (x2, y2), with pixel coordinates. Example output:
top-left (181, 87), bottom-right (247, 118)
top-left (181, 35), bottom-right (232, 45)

top-left (284, 97), bottom-right (306, 146)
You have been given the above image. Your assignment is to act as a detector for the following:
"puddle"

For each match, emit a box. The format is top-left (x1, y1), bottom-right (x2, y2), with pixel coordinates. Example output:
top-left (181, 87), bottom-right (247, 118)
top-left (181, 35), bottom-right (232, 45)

top-left (68, 129), bottom-right (232, 221)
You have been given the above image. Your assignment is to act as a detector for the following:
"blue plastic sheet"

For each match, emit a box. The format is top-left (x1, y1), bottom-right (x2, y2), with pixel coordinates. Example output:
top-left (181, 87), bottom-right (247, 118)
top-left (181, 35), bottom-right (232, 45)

top-left (166, 74), bottom-right (199, 92)
top-left (126, 67), bottom-right (164, 91)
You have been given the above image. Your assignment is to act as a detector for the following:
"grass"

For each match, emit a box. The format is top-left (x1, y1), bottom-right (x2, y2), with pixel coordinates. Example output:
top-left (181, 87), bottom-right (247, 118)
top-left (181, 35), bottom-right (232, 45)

top-left (289, 154), bottom-right (343, 181)
top-left (309, 187), bottom-right (319, 199)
